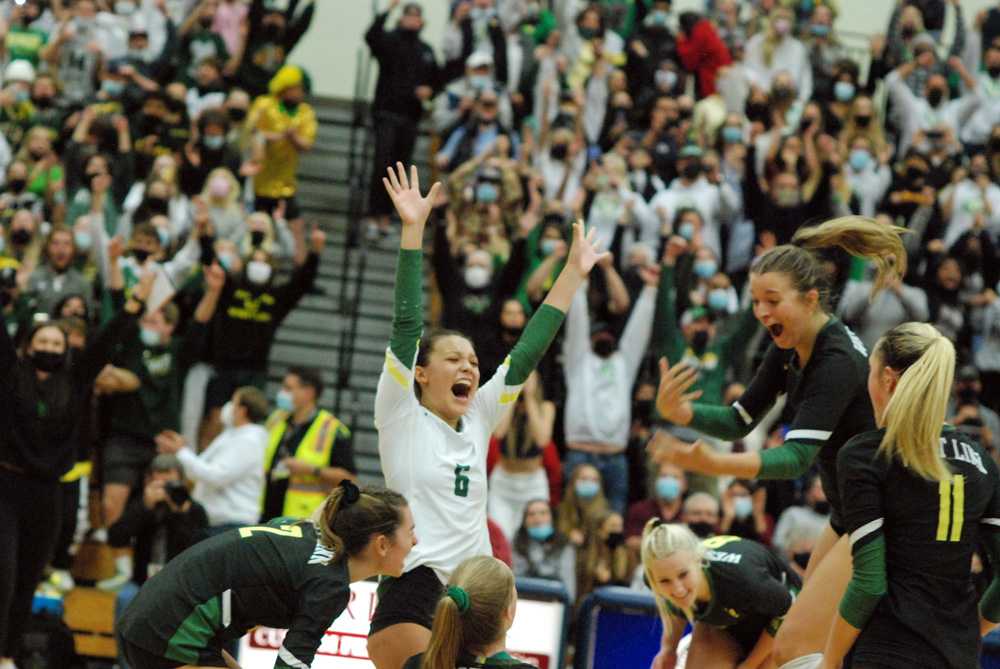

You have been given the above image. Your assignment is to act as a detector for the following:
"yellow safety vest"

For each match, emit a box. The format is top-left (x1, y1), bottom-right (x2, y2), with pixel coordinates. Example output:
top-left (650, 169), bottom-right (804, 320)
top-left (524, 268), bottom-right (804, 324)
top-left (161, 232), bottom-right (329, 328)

top-left (264, 409), bottom-right (342, 519)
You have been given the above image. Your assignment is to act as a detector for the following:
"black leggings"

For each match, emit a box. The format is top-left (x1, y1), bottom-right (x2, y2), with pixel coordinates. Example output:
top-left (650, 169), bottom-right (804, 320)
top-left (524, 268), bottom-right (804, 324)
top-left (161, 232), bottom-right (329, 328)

top-left (51, 478), bottom-right (81, 571)
top-left (0, 468), bottom-right (61, 656)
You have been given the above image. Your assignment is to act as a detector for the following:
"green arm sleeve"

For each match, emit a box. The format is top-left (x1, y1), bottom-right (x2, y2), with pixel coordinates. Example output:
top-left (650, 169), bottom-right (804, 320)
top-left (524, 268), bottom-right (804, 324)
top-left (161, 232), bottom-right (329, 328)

top-left (389, 249), bottom-right (424, 369)
top-left (839, 536), bottom-right (888, 629)
top-left (651, 263), bottom-right (682, 361)
top-left (980, 531), bottom-right (1000, 622)
top-left (757, 440), bottom-right (821, 479)
top-left (504, 304), bottom-right (565, 385)
top-left (688, 403), bottom-right (751, 441)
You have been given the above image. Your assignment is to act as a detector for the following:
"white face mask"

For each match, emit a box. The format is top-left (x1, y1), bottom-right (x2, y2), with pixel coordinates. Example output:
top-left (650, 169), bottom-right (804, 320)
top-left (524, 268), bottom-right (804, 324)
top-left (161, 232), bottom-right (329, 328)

top-left (220, 401), bottom-right (235, 428)
top-left (246, 260), bottom-right (272, 285)
top-left (464, 265), bottom-right (491, 289)
top-left (115, 0), bottom-right (137, 15)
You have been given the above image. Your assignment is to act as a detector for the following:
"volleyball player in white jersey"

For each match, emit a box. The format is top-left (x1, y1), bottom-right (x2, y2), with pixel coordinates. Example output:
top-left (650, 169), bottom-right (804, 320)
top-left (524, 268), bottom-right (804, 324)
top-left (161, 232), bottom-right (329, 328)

top-left (366, 163), bottom-right (610, 669)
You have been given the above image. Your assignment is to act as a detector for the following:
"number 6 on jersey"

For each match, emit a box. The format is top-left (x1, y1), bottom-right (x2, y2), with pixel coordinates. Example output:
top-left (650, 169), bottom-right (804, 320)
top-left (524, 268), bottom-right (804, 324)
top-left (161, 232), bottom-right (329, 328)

top-left (454, 464), bottom-right (471, 497)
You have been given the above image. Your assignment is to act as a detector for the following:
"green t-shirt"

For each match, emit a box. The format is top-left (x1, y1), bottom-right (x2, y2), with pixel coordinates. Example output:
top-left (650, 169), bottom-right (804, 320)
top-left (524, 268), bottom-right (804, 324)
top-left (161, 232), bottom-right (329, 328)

top-left (5, 26), bottom-right (48, 64)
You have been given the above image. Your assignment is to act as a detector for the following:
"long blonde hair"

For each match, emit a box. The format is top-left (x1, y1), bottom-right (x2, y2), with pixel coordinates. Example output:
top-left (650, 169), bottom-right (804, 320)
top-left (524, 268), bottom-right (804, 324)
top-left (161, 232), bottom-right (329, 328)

top-left (752, 215), bottom-right (908, 307)
top-left (873, 322), bottom-right (954, 481)
top-left (557, 464), bottom-right (608, 537)
top-left (641, 520), bottom-right (705, 635)
top-left (763, 7), bottom-right (794, 66)
top-left (422, 556), bottom-right (515, 669)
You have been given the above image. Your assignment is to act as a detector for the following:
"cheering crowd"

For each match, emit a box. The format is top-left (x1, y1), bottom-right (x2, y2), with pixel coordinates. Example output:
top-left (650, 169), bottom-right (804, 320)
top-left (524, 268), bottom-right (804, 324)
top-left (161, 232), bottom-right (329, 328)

top-left (363, 0), bottom-right (1000, 639)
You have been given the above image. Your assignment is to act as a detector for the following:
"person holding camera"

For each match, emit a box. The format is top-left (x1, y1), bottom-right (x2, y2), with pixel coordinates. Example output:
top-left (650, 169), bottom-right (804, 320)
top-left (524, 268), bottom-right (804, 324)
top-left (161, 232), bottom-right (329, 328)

top-left (950, 364), bottom-right (1000, 455)
top-left (108, 453), bottom-right (208, 669)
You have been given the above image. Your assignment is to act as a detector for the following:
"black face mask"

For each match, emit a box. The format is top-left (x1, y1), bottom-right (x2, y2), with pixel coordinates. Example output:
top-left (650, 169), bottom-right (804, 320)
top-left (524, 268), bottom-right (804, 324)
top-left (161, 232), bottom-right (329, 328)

top-left (687, 521), bottom-right (715, 538)
top-left (901, 25), bottom-right (916, 39)
top-left (33, 95), bottom-right (54, 109)
top-left (8, 179), bottom-right (26, 193)
top-left (501, 324), bottom-right (523, 339)
top-left (813, 500), bottom-right (831, 515)
top-left (250, 230), bottom-right (266, 247)
top-left (550, 143), bottom-right (569, 161)
top-left (10, 228), bottom-right (31, 245)
top-left (792, 551), bottom-right (812, 569)
top-left (592, 335), bottom-right (616, 358)
top-left (746, 102), bottom-right (769, 123)
top-left (262, 22), bottom-right (283, 40)
top-left (958, 386), bottom-right (980, 404)
top-left (691, 330), bottom-right (709, 354)
top-left (927, 89), bottom-right (944, 107)
top-left (991, 138), bottom-right (1000, 152)
top-left (31, 349), bottom-right (66, 372)
top-left (771, 86), bottom-right (794, 102)
top-left (989, 66), bottom-right (1000, 79)
top-left (854, 115), bottom-right (871, 128)
top-left (906, 166), bottom-right (928, 188)
top-left (198, 16), bottom-right (213, 28)
top-left (682, 162), bottom-right (701, 180)
top-left (132, 248), bottom-right (152, 263)
top-left (606, 532), bottom-right (625, 549)
top-left (634, 399), bottom-right (654, 420)
top-left (228, 108), bottom-right (247, 123)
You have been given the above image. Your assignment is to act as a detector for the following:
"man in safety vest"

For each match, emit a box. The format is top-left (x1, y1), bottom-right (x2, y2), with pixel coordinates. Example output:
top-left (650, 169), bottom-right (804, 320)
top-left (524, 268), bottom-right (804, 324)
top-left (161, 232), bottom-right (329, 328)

top-left (261, 366), bottom-right (356, 520)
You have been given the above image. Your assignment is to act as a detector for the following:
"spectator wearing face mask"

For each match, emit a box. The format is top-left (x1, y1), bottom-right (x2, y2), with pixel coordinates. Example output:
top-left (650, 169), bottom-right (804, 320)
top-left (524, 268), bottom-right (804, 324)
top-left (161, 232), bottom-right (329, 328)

top-left (198, 167), bottom-right (245, 242)
top-left (443, 148), bottom-right (523, 248)
top-left (743, 7), bottom-right (812, 103)
top-left (119, 12), bottom-right (177, 91)
top-left (718, 479), bottom-right (770, 544)
top-left (26, 225), bottom-right (93, 316)
top-left (260, 366), bottom-right (355, 522)
top-left (961, 43), bottom-right (1000, 151)
top-left (177, 0), bottom-right (235, 85)
top-left (98, 295), bottom-right (208, 535)
top-left (772, 474), bottom-right (830, 553)
top-left (179, 109), bottom-right (243, 198)
top-left (886, 57), bottom-right (979, 156)
top-left (248, 64), bottom-right (315, 238)
top-left (578, 510), bottom-right (630, 599)
top-left (649, 144), bottom-right (737, 261)
top-left (558, 463), bottom-right (609, 548)
top-left (625, 462), bottom-right (686, 553)
top-left (0, 59), bottom-right (38, 149)
top-left (561, 266), bottom-right (658, 514)
top-left (681, 490), bottom-right (719, 539)
top-left (155, 384), bottom-right (270, 533)
top-left (0, 0), bottom-right (49, 66)
top-left (925, 254), bottom-right (968, 346)
top-left (184, 57), bottom-right (227, 120)
top-left (843, 135), bottom-right (892, 218)
top-left (0, 160), bottom-right (43, 222)
top-left (625, 1), bottom-right (678, 97)
top-left (65, 109), bottom-right (135, 209)
top-left (512, 499), bottom-right (576, 600)
top-left (3, 208), bottom-right (41, 280)
top-left (41, 0), bottom-right (107, 104)
top-left (434, 50), bottom-right (512, 138)
top-left (0, 272), bottom-right (152, 666)
top-left (436, 86), bottom-right (516, 172)
top-left (17, 126), bottom-right (64, 222)
top-left (194, 226), bottom-right (323, 446)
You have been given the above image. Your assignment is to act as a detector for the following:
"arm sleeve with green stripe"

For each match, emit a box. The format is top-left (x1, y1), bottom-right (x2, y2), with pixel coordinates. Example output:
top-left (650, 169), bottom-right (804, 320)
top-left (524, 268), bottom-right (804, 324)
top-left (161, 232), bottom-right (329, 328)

top-left (688, 403), bottom-right (754, 441)
top-left (758, 440), bottom-right (822, 479)
top-left (389, 248), bottom-right (424, 369)
top-left (504, 304), bottom-right (565, 385)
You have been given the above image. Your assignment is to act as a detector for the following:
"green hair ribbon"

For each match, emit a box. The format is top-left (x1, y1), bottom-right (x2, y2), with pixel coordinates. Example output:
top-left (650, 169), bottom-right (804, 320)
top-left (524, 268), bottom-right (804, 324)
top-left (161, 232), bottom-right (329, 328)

top-left (446, 585), bottom-right (471, 614)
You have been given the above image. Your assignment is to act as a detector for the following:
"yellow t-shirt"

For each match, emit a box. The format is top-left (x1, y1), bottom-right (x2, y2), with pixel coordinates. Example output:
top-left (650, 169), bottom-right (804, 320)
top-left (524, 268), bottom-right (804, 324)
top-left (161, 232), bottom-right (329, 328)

top-left (250, 95), bottom-right (317, 199)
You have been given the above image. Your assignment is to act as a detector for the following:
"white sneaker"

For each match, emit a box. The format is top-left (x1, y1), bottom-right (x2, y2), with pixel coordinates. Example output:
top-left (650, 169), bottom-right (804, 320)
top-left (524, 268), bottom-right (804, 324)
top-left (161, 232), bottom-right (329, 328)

top-left (97, 555), bottom-right (133, 592)
top-left (49, 569), bottom-right (75, 593)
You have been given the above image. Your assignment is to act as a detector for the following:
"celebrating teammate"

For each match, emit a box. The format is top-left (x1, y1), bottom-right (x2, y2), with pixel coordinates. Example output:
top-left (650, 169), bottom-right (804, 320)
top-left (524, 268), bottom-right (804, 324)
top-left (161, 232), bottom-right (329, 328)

top-left (367, 162), bottom-right (608, 669)
top-left (650, 216), bottom-right (907, 665)
top-left (404, 556), bottom-right (535, 669)
top-left (116, 481), bottom-right (414, 669)
top-left (818, 323), bottom-right (1000, 669)
top-left (642, 521), bottom-right (801, 669)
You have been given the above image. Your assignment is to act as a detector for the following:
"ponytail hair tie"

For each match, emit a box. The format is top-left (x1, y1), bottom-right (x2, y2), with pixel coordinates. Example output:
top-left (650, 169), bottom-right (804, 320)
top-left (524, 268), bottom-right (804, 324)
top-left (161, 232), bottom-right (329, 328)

top-left (339, 479), bottom-right (361, 506)
top-left (446, 585), bottom-right (471, 614)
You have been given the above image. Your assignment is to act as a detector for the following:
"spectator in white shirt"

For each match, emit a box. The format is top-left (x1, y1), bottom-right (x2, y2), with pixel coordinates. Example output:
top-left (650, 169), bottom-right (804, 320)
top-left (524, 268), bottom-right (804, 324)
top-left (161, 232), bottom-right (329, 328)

top-left (743, 6), bottom-right (812, 103)
top-left (940, 152), bottom-right (1000, 250)
top-left (886, 57), bottom-right (980, 156)
top-left (155, 386), bottom-right (270, 533)
top-left (844, 135), bottom-right (892, 218)
top-left (960, 42), bottom-right (1000, 149)
top-left (772, 474), bottom-right (829, 553)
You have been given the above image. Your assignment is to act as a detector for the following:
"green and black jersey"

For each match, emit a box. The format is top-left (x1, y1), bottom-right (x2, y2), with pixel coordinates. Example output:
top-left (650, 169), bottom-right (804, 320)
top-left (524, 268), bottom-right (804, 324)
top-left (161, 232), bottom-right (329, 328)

top-left (689, 317), bottom-right (875, 532)
top-left (837, 426), bottom-right (1000, 669)
top-left (118, 518), bottom-right (350, 669)
top-left (664, 536), bottom-right (801, 655)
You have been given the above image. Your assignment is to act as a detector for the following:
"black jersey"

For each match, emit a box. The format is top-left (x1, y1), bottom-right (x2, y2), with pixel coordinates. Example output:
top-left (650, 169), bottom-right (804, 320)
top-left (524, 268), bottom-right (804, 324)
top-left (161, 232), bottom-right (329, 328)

top-left (118, 519), bottom-right (350, 669)
top-left (665, 536), bottom-right (801, 654)
top-left (837, 426), bottom-right (1000, 669)
top-left (736, 317), bottom-right (875, 531)
top-left (403, 651), bottom-right (536, 669)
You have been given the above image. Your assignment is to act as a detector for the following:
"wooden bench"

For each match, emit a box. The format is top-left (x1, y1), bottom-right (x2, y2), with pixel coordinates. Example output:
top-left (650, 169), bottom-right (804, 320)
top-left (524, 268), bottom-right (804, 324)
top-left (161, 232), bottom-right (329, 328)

top-left (63, 588), bottom-right (117, 659)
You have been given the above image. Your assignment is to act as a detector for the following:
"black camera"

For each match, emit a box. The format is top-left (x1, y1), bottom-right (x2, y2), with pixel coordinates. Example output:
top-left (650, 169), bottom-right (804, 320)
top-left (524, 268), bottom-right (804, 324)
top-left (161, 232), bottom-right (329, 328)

top-left (165, 480), bottom-right (191, 506)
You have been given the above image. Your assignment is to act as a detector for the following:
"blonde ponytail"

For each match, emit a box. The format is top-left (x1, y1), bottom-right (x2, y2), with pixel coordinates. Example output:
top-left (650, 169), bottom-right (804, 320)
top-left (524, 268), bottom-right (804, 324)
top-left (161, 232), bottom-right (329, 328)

top-left (753, 216), bottom-right (909, 309)
top-left (874, 323), bottom-right (954, 482)
top-left (640, 520), bottom-right (705, 636)
top-left (422, 557), bottom-right (515, 669)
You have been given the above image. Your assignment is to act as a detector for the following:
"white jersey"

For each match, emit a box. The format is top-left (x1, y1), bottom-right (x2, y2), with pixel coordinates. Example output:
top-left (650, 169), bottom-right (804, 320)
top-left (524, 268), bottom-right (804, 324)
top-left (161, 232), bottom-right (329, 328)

top-left (375, 347), bottom-right (524, 582)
